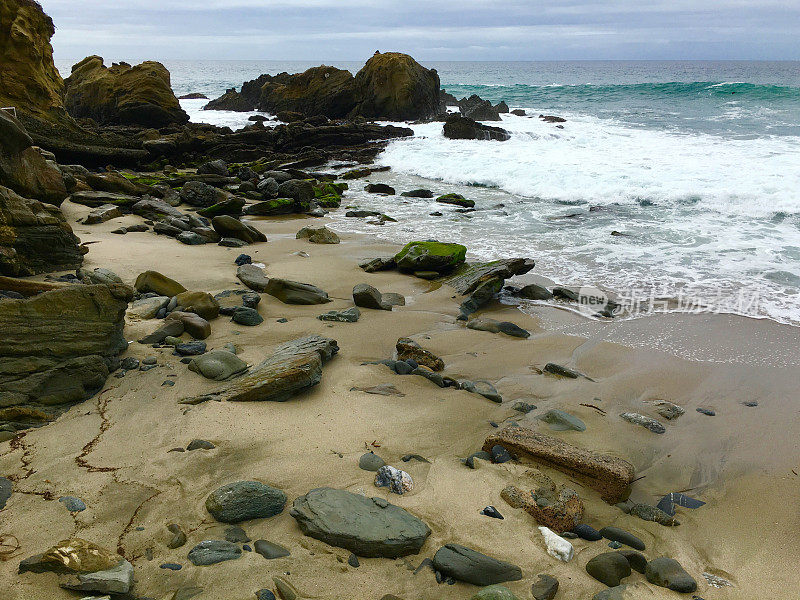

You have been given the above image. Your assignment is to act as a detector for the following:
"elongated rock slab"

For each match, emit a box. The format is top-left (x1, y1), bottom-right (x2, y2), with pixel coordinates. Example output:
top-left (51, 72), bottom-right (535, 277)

top-left (483, 426), bottom-right (635, 503)
top-left (290, 487), bottom-right (430, 558)
top-left (432, 544), bottom-right (522, 586)
top-left (179, 335), bottom-right (338, 403)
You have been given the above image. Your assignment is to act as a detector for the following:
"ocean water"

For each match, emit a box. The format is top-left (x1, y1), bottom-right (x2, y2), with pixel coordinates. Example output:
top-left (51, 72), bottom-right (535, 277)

top-left (56, 60), bottom-right (800, 325)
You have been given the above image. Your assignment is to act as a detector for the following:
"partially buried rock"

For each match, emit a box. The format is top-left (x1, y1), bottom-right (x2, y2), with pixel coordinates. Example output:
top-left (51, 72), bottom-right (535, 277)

top-left (254, 540), bottom-right (290, 560)
top-left (0, 477), bottom-right (12, 510)
top-left (263, 278), bottom-right (331, 305)
top-left (396, 338), bottom-right (444, 371)
top-left (620, 412), bottom-right (665, 434)
top-left (359, 452), bottom-right (386, 472)
top-left (318, 306), bottom-right (360, 323)
top-left (59, 496), bottom-right (86, 512)
top-left (59, 559), bottom-right (134, 595)
top-left (517, 284), bottom-right (553, 300)
top-left (365, 183), bottom-right (396, 195)
top-left (645, 557), bottom-right (697, 593)
top-left (656, 401), bottom-right (685, 420)
top-left (232, 306), bottom-right (263, 326)
top-left (353, 283), bottom-right (392, 310)
top-left (187, 540), bottom-right (242, 565)
top-left (586, 552), bottom-right (632, 587)
top-left (205, 481), bottom-right (287, 523)
top-left (531, 574), bottom-right (559, 600)
top-left (187, 439), bottom-right (215, 451)
top-left (542, 363), bottom-right (583, 379)
top-left (290, 487), bottom-right (431, 557)
top-left (538, 409), bottom-right (586, 432)
top-left (538, 527), bottom-right (574, 562)
top-left (471, 585), bottom-right (519, 600)
top-left (432, 544), bottom-right (522, 586)
top-left (618, 550), bottom-right (647, 574)
top-left (296, 225), bottom-right (340, 244)
top-left (84, 203), bottom-right (122, 225)
top-left (467, 318), bottom-right (530, 338)
top-left (459, 380), bottom-right (503, 403)
top-left (237, 264), bottom-right (270, 292)
top-left (599, 527), bottom-right (645, 551)
top-left (19, 538), bottom-right (125, 575)
top-left (374, 465), bottom-right (413, 494)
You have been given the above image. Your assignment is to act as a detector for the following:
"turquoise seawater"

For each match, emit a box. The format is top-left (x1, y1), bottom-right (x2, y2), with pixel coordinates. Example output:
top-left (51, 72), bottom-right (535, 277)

top-left (55, 60), bottom-right (800, 325)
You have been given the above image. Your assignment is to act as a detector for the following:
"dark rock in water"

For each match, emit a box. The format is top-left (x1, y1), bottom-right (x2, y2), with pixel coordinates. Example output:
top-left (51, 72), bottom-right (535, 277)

top-left (318, 306), bottom-right (360, 323)
top-left (348, 553), bottom-right (360, 567)
top-left (696, 407), bottom-right (716, 416)
top-left (0, 284), bottom-right (132, 422)
top-left (365, 183), bottom-right (396, 195)
top-left (232, 306), bottom-right (263, 326)
top-left (235, 254), bottom-right (252, 266)
top-left (599, 527), bottom-right (645, 551)
top-left (517, 284), bottom-right (553, 300)
top-left (432, 544), bottom-right (522, 586)
top-left (63, 56), bottom-right (188, 127)
top-left (618, 550), bottom-right (647, 574)
top-left (179, 335), bottom-right (338, 404)
top-left (359, 452), bottom-right (386, 472)
top-left (401, 189), bottom-right (434, 198)
top-left (435, 192), bottom-right (474, 208)
top-left (459, 94), bottom-right (502, 121)
top-left (443, 114), bottom-right (510, 141)
top-left (511, 109), bottom-right (526, 116)
top-left (224, 525), bottom-right (250, 542)
top-left (645, 557), bottom-right (697, 592)
top-left (481, 506), bottom-right (504, 519)
top-left (254, 539), bottom-right (291, 559)
top-left (530, 574), bottom-right (559, 600)
top-left (187, 439), bottom-right (215, 451)
top-left (290, 487), bottom-right (431, 557)
top-left (206, 480), bottom-right (287, 523)
top-left (543, 363), bottom-right (582, 379)
top-left (540, 115), bottom-right (566, 123)
top-left (187, 540), bottom-right (242, 565)
top-left (656, 492), bottom-right (705, 516)
top-left (586, 552), bottom-right (632, 587)
top-left (573, 523), bottom-right (602, 541)
top-left (58, 496), bottom-right (86, 512)
top-left (0, 477), bottom-right (12, 509)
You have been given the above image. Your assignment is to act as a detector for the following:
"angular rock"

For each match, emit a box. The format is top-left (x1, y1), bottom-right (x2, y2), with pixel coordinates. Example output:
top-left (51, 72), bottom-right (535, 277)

top-left (444, 114), bottom-right (510, 141)
top-left (179, 335), bottom-right (338, 403)
top-left (84, 203), bottom-right (122, 225)
top-left (374, 465), bottom-right (413, 495)
top-left (396, 338), bottom-right (444, 371)
top-left (174, 290), bottom-right (220, 320)
top-left (318, 306), bottom-right (360, 323)
top-left (19, 538), bottom-right (123, 575)
top-left (131, 196), bottom-right (183, 220)
top-left (467, 318), bottom-right (530, 338)
top-left (538, 527), bottom-right (574, 562)
top-left (212, 215), bottom-right (265, 244)
top-left (395, 241), bottom-right (466, 274)
top-left (538, 409), bottom-right (586, 432)
top-left (59, 559), bottom-right (134, 595)
top-left (165, 311), bottom-right (211, 339)
top-left (483, 426), bottom-right (635, 503)
top-left (620, 412), bottom-right (665, 434)
top-left (180, 181), bottom-right (227, 208)
top-left (237, 264), bottom-right (271, 292)
top-left (187, 540), bottom-right (242, 565)
top-left (432, 544), bottom-right (522, 586)
top-left (353, 283), bottom-right (390, 310)
top-left (254, 540), bottom-right (290, 560)
top-left (501, 484), bottom-right (583, 532)
top-left (262, 278), bottom-right (331, 305)
top-left (530, 574), bottom-right (559, 600)
top-left (206, 481), bottom-right (287, 523)
top-left (290, 487), bottom-right (431, 558)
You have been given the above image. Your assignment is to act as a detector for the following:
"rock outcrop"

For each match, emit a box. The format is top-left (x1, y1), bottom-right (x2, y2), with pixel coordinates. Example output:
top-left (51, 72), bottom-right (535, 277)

top-left (0, 283), bottom-right (132, 429)
top-left (351, 52), bottom-right (440, 121)
top-left (0, 110), bottom-right (67, 205)
top-left (0, 0), bottom-right (71, 127)
top-left (444, 114), bottom-right (510, 141)
top-left (483, 426), bottom-right (635, 503)
top-left (0, 184), bottom-right (82, 276)
top-left (259, 67), bottom-right (356, 118)
top-left (64, 56), bottom-right (189, 127)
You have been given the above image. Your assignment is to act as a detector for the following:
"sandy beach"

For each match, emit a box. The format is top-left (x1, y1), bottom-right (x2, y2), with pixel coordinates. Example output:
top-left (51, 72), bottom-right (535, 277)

top-left (2, 196), bottom-right (798, 599)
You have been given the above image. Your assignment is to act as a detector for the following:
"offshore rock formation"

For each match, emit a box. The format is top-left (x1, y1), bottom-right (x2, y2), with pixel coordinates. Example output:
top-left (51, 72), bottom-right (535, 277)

top-left (64, 56), bottom-right (189, 127)
top-left (0, 283), bottom-right (132, 430)
top-left (205, 52), bottom-right (440, 121)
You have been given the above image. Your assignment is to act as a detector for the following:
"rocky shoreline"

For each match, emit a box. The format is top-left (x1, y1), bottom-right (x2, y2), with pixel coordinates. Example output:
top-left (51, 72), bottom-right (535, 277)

top-left (0, 2), bottom-right (798, 600)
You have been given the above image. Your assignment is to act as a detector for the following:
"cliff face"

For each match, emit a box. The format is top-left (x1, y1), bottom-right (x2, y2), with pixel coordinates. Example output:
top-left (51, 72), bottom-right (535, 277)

top-left (64, 56), bottom-right (189, 127)
top-left (0, 0), bottom-right (71, 126)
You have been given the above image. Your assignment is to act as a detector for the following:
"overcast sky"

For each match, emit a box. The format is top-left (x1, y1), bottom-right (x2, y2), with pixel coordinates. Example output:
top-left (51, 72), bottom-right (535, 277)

top-left (41, 0), bottom-right (800, 63)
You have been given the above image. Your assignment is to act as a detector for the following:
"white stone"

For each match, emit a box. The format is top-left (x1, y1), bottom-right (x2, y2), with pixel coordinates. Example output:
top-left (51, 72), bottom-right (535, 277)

top-left (374, 465), bottom-right (413, 494)
top-left (538, 526), bottom-right (573, 562)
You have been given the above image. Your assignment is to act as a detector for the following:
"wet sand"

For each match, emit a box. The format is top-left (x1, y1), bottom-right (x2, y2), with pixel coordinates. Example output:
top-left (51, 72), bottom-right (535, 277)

top-left (1, 199), bottom-right (798, 599)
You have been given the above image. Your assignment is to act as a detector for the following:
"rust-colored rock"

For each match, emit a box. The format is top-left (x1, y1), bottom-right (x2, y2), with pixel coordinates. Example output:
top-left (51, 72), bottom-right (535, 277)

top-left (484, 426), bottom-right (635, 503)
top-left (396, 337), bottom-right (444, 372)
top-left (501, 484), bottom-right (584, 532)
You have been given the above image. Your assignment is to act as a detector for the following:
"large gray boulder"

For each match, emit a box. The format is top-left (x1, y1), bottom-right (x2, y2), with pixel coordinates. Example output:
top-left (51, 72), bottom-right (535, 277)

top-left (432, 544), bottom-right (523, 586)
top-left (290, 488), bottom-right (431, 557)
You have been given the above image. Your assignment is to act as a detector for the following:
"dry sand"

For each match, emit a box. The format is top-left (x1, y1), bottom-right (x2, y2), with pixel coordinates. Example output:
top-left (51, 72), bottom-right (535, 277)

top-left (1, 199), bottom-right (799, 599)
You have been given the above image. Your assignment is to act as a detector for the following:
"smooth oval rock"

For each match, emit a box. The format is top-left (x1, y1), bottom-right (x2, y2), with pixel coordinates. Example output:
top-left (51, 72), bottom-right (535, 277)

top-left (586, 552), bottom-right (632, 587)
top-left (645, 557), bottom-right (697, 593)
top-left (599, 527), bottom-right (645, 551)
top-left (205, 481), bottom-right (287, 523)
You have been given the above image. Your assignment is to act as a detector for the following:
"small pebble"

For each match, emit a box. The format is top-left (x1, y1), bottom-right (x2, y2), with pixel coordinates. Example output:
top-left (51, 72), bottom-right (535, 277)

top-left (235, 254), bottom-right (252, 266)
top-left (348, 553), bottom-right (360, 568)
top-left (608, 541), bottom-right (622, 549)
top-left (742, 401), bottom-right (758, 407)
top-left (490, 445), bottom-right (512, 463)
top-left (140, 365), bottom-right (156, 372)
top-left (277, 318), bottom-right (288, 323)
top-left (481, 506), bottom-right (504, 519)
top-left (58, 496), bottom-right (86, 512)
top-left (561, 532), bottom-right (578, 539)
top-left (696, 408), bottom-right (716, 416)
top-left (162, 380), bottom-right (175, 386)
top-left (160, 563), bottom-right (182, 571)
top-left (243, 544), bottom-right (252, 552)
top-left (143, 356), bottom-right (157, 365)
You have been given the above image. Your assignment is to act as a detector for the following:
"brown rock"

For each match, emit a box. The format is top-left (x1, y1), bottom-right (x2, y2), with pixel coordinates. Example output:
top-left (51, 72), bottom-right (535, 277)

top-left (166, 311), bottom-right (211, 339)
top-left (174, 291), bottom-right (220, 320)
top-left (134, 270), bottom-right (186, 297)
top-left (19, 538), bottom-right (122, 575)
top-left (500, 484), bottom-right (584, 532)
top-left (483, 426), bottom-right (635, 503)
top-left (396, 337), bottom-right (444, 371)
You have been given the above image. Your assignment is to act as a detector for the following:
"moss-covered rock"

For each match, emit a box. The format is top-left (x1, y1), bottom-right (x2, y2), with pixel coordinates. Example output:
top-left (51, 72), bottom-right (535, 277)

top-left (394, 241), bottom-right (467, 273)
top-left (64, 56), bottom-right (189, 127)
top-left (242, 197), bottom-right (295, 216)
top-left (316, 194), bottom-right (341, 208)
top-left (351, 52), bottom-right (440, 121)
top-left (436, 193), bottom-right (475, 208)
top-left (258, 66), bottom-right (356, 118)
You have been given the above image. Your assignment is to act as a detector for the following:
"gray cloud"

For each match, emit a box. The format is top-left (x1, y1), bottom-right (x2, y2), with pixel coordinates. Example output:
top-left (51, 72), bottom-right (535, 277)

top-left (40, 0), bottom-right (800, 62)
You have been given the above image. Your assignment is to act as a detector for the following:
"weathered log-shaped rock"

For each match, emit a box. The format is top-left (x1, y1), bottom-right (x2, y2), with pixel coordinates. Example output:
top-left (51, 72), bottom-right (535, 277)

top-left (179, 335), bottom-right (338, 404)
top-left (483, 426), bottom-right (635, 503)
top-left (432, 544), bottom-right (522, 586)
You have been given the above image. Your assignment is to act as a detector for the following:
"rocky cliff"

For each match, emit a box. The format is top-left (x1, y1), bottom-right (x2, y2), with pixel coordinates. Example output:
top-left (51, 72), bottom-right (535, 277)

top-left (64, 56), bottom-right (189, 127)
